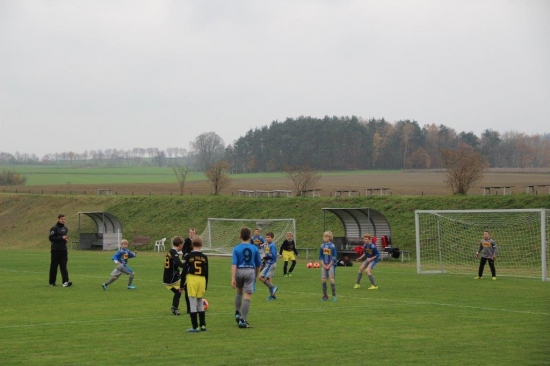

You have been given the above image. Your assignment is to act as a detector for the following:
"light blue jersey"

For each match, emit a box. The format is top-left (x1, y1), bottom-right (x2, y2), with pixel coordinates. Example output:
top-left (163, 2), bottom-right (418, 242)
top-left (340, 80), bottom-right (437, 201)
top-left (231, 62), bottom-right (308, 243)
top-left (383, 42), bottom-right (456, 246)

top-left (319, 242), bottom-right (337, 265)
top-left (112, 248), bottom-right (135, 266)
top-left (232, 243), bottom-right (262, 269)
top-left (263, 242), bottom-right (278, 265)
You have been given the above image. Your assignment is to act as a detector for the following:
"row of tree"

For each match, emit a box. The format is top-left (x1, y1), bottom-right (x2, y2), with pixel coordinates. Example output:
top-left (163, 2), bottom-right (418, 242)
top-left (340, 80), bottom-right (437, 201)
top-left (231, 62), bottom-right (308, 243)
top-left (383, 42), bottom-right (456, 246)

top-left (1, 116), bottom-right (548, 171)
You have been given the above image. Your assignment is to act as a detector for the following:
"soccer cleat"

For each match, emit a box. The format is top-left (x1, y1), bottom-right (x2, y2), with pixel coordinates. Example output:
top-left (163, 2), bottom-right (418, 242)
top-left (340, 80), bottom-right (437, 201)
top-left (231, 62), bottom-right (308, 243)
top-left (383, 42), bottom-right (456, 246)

top-left (50, 283), bottom-right (56, 287)
top-left (238, 320), bottom-right (253, 328)
top-left (101, 283), bottom-right (107, 291)
top-left (267, 295), bottom-right (277, 300)
top-left (492, 277), bottom-right (497, 281)
top-left (127, 285), bottom-right (137, 290)
top-left (200, 325), bottom-right (207, 331)
top-left (474, 276), bottom-right (482, 280)
top-left (171, 306), bottom-right (180, 316)
top-left (283, 274), bottom-right (288, 278)
top-left (288, 273), bottom-right (292, 277)
top-left (321, 295), bottom-right (329, 302)
top-left (368, 285), bottom-right (378, 290)
top-left (186, 328), bottom-right (199, 333)
top-left (235, 312), bottom-right (241, 324)
top-left (354, 284), bottom-right (361, 289)
top-left (271, 286), bottom-right (278, 297)
top-left (63, 281), bottom-right (72, 287)
top-left (332, 296), bottom-right (337, 302)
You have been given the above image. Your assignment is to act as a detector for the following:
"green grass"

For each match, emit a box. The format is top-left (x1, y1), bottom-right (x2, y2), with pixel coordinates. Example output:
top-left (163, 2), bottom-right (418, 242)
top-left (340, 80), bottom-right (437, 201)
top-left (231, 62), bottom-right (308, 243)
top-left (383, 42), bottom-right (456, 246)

top-left (0, 249), bottom-right (548, 365)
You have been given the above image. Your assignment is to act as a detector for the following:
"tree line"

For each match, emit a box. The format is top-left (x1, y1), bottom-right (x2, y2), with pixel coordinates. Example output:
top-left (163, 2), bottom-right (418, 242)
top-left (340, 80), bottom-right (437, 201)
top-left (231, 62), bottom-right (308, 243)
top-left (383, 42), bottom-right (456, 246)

top-left (1, 116), bottom-right (549, 171)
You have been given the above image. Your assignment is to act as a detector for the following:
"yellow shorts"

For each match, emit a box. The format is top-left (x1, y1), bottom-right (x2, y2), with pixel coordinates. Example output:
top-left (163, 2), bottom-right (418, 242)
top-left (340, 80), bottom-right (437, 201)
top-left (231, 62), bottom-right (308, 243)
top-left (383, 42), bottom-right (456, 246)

top-left (282, 250), bottom-right (296, 262)
top-left (165, 280), bottom-right (181, 291)
top-left (186, 274), bottom-right (206, 298)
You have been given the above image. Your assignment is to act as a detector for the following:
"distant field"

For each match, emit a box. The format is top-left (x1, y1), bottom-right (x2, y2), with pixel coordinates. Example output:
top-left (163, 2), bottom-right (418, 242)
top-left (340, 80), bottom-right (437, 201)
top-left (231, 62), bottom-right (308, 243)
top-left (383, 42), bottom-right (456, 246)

top-left (1, 165), bottom-right (549, 196)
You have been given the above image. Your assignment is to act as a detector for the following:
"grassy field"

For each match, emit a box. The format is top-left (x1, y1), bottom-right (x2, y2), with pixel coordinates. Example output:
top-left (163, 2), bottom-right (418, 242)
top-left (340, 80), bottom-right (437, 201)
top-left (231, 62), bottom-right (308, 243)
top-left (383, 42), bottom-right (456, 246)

top-left (2, 165), bottom-right (550, 196)
top-left (0, 249), bottom-right (548, 365)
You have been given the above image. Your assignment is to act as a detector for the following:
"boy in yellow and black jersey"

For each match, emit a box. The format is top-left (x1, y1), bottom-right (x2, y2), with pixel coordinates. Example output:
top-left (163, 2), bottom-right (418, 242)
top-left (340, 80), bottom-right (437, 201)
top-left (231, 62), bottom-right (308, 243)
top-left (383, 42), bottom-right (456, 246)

top-left (163, 236), bottom-right (185, 315)
top-left (182, 236), bottom-right (209, 332)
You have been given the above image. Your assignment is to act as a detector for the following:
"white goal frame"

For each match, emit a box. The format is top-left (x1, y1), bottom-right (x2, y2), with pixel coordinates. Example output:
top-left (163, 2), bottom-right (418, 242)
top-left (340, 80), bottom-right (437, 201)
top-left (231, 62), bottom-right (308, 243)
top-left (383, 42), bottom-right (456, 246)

top-left (415, 209), bottom-right (548, 281)
top-left (199, 218), bottom-right (296, 256)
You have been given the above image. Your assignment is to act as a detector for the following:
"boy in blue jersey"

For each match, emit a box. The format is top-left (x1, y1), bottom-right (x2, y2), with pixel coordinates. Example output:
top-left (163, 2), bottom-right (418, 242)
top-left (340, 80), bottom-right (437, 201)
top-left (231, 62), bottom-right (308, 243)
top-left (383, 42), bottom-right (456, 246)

top-left (232, 227), bottom-right (262, 328)
top-left (319, 231), bottom-right (337, 302)
top-left (250, 228), bottom-right (266, 267)
top-left (101, 239), bottom-right (137, 290)
top-left (354, 234), bottom-right (380, 290)
top-left (258, 232), bottom-right (278, 300)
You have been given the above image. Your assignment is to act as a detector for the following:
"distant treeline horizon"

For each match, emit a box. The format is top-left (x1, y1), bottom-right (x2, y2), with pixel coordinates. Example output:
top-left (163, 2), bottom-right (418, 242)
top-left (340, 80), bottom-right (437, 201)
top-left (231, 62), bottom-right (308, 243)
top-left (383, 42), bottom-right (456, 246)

top-left (1, 116), bottom-right (549, 171)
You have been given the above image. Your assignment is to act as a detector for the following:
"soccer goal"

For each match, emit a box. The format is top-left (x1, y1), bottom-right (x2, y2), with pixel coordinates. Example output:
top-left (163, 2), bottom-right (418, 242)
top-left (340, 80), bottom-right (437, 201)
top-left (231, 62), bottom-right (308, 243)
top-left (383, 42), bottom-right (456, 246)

top-left (199, 218), bottom-right (296, 256)
top-left (415, 209), bottom-right (549, 281)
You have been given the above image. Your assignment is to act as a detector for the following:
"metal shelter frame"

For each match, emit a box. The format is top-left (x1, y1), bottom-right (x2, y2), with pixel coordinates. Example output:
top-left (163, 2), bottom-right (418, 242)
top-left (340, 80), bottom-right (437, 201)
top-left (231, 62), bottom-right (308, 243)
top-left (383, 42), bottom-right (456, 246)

top-left (78, 212), bottom-right (123, 250)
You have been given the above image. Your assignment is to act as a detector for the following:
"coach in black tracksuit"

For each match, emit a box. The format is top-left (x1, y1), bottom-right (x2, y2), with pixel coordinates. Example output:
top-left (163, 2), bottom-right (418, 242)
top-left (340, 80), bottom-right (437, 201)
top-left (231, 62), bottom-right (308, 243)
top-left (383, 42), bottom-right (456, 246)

top-left (49, 214), bottom-right (72, 287)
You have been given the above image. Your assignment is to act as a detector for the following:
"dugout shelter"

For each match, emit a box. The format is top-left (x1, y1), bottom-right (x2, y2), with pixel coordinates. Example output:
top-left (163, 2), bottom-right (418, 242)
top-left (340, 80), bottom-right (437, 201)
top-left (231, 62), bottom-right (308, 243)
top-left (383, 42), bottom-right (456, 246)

top-left (322, 207), bottom-right (392, 257)
top-left (77, 211), bottom-right (122, 250)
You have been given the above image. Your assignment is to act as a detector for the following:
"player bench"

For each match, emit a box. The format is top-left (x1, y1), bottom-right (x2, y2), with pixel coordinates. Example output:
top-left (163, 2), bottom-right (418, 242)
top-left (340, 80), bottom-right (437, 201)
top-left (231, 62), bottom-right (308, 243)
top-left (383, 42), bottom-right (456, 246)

top-left (131, 236), bottom-right (151, 250)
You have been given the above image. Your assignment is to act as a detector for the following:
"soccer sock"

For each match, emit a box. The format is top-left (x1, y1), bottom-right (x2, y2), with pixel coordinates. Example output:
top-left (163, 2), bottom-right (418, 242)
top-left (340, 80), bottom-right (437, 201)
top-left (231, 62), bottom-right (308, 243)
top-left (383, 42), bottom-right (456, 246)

top-left (330, 283), bottom-right (336, 297)
top-left (289, 260), bottom-right (296, 273)
top-left (322, 282), bottom-right (327, 296)
top-left (283, 261), bottom-right (288, 274)
top-left (105, 277), bottom-right (116, 285)
top-left (356, 273), bottom-right (363, 284)
top-left (263, 280), bottom-right (274, 290)
top-left (240, 299), bottom-right (251, 321)
top-left (190, 312), bottom-right (198, 329)
top-left (128, 272), bottom-right (134, 286)
top-left (171, 288), bottom-right (181, 308)
top-left (235, 293), bottom-right (243, 313)
top-left (368, 275), bottom-right (376, 286)
top-left (199, 311), bottom-right (206, 327)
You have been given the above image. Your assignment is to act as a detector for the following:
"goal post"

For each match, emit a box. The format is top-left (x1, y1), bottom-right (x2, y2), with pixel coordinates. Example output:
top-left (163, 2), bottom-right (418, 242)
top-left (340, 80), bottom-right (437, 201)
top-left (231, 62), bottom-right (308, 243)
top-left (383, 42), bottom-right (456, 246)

top-left (415, 209), bottom-right (549, 281)
top-left (199, 218), bottom-right (296, 256)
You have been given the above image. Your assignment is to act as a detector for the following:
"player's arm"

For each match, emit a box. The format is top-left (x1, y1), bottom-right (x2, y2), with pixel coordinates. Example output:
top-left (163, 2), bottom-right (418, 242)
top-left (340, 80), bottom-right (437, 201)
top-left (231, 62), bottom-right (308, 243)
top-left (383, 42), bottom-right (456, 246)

top-left (231, 264), bottom-right (237, 288)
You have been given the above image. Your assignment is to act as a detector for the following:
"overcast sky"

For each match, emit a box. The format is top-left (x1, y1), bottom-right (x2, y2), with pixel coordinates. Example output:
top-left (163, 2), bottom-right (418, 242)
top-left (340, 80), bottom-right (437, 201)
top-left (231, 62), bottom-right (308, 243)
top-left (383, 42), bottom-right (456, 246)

top-left (1, 0), bottom-right (549, 157)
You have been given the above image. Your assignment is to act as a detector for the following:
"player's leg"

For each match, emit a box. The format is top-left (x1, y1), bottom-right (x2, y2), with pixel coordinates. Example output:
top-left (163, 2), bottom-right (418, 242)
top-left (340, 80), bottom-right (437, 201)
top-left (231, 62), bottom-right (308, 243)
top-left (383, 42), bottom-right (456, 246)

top-left (329, 267), bottom-right (337, 301)
top-left (183, 283), bottom-right (191, 313)
top-left (488, 258), bottom-right (496, 278)
top-left (49, 250), bottom-right (60, 285)
top-left (59, 251), bottom-right (70, 285)
top-left (288, 252), bottom-right (297, 275)
top-left (478, 257), bottom-right (487, 278)
top-left (283, 260), bottom-right (289, 276)
top-left (187, 297), bottom-right (199, 332)
top-left (170, 287), bottom-right (181, 315)
top-left (355, 263), bottom-right (366, 287)
top-left (238, 271), bottom-right (254, 328)
top-left (366, 261), bottom-right (378, 289)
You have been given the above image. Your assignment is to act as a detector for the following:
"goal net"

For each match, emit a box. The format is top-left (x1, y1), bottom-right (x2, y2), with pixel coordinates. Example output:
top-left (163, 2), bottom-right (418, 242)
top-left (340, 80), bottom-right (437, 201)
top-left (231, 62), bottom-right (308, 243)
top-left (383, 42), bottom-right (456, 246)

top-left (415, 209), bottom-right (549, 281)
top-left (199, 218), bottom-right (296, 256)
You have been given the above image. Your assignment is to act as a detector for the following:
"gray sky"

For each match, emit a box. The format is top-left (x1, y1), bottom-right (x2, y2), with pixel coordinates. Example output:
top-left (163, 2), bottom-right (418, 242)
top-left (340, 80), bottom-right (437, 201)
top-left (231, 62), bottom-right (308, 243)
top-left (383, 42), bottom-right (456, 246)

top-left (1, 0), bottom-right (549, 157)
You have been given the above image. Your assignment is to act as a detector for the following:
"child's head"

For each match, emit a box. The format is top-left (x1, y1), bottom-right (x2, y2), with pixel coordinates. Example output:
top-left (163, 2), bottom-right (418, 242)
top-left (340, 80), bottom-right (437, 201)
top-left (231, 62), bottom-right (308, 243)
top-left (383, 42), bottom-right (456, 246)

top-left (121, 239), bottom-right (129, 248)
top-left (253, 228), bottom-right (260, 236)
top-left (192, 236), bottom-right (203, 249)
top-left (172, 236), bottom-right (184, 249)
top-left (483, 230), bottom-right (490, 239)
top-left (241, 227), bottom-right (252, 242)
top-left (188, 228), bottom-right (196, 238)
top-left (323, 231), bottom-right (333, 243)
top-left (265, 232), bottom-right (274, 242)
top-left (286, 232), bottom-right (293, 240)
top-left (363, 234), bottom-right (372, 242)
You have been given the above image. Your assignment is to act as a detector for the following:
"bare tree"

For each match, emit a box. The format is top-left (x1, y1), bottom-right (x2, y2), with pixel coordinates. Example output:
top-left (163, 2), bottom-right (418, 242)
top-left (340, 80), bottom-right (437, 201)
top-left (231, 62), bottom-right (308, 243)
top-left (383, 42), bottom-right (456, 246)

top-left (173, 163), bottom-right (191, 195)
top-left (283, 165), bottom-right (322, 196)
top-left (191, 132), bottom-right (225, 171)
top-left (440, 148), bottom-right (489, 195)
top-left (204, 161), bottom-right (231, 195)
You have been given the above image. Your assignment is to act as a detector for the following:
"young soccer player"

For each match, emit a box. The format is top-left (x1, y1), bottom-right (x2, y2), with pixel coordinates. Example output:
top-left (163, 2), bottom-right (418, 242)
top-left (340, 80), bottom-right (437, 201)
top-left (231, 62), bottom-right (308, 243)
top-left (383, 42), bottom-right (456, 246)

top-left (354, 234), bottom-right (380, 289)
top-left (475, 230), bottom-right (498, 280)
top-left (163, 236), bottom-right (186, 315)
top-left (232, 227), bottom-right (262, 328)
top-left (319, 231), bottom-right (337, 302)
top-left (183, 236), bottom-right (209, 332)
top-left (250, 227), bottom-right (266, 256)
top-left (279, 231), bottom-right (298, 277)
top-left (101, 239), bottom-right (137, 290)
top-left (182, 227), bottom-right (196, 314)
top-left (259, 232), bottom-right (278, 300)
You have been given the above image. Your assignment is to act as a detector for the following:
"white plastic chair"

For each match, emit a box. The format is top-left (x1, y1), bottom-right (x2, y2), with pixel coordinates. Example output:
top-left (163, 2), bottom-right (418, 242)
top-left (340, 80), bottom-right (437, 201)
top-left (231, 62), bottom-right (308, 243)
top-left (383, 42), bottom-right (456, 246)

top-left (154, 238), bottom-right (166, 252)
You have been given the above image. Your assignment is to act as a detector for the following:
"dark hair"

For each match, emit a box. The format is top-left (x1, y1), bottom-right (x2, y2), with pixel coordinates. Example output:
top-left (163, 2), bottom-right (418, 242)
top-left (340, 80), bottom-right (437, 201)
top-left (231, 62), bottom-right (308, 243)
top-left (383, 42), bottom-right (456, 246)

top-left (192, 236), bottom-right (203, 247)
top-left (240, 227), bottom-right (251, 241)
top-left (265, 231), bottom-right (274, 238)
top-left (172, 236), bottom-right (184, 246)
top-left (58, 214), bottom-right (65, 219)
